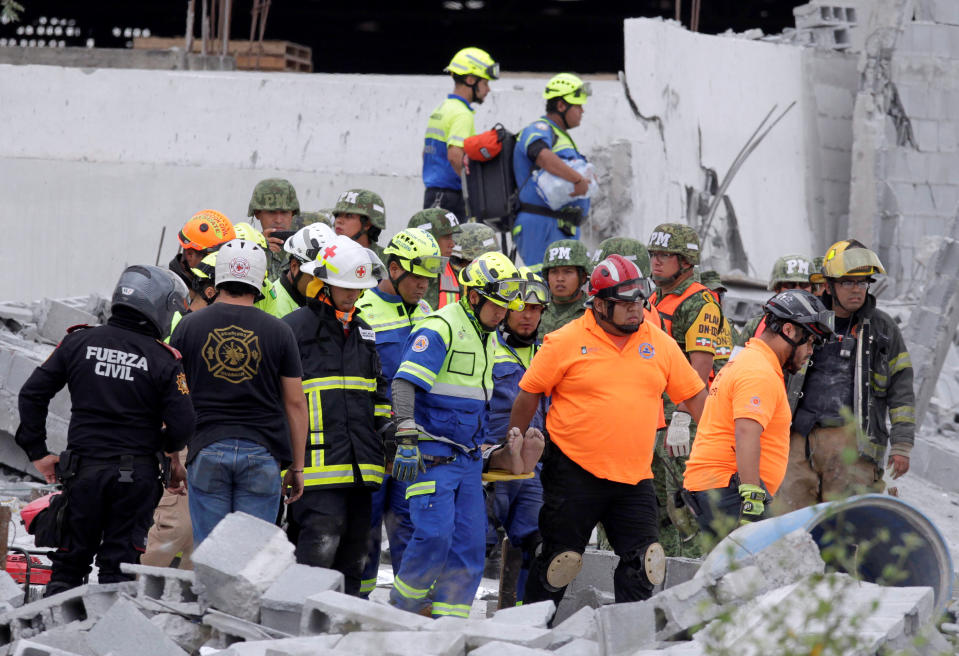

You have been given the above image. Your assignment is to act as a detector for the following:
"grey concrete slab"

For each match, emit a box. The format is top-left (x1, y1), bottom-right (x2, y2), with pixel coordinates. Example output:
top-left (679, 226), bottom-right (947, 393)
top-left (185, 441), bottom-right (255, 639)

top-left (333, 630), bottom-right (466, 655)
top-left (192, 512), bottom-right (295, 621)
top-left (35, 300), bottom-right (97, 344)
top-left (663, 557), bottom-right (701, 590)
top-left (212, 635), bottom-right (341, 656)
top-left (150, 613), bottom-right (211, 653)
top-left (11, 640), bottom-right (85, 656)
top-left (300, 591), bottom-right (430, 635)
top-left (596, 600), bottom-right (659, 656)
top-left (553, 637), bottom-right (600, 656)
top-left (87, 597), bottom-right (186, 656)
top-left (259, 564), bottom-right (344, 635)
top-left (426, 617), bottom-right (553, 650)
top-left (490, 600), bottom-right (555, 627)
top-left (552, 606), bottom-right (598, 642)
top-left (467, 641), bottom-right (551, 655)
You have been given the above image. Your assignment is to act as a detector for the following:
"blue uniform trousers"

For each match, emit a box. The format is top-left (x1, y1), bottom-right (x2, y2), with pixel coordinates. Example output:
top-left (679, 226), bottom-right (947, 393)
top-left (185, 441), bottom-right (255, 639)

top-left (389, 446), bottom-right (485, 618)
top-left (514, 212), bottom-right (578, 268)
top-left (360, 473), bottom-right (413, 597)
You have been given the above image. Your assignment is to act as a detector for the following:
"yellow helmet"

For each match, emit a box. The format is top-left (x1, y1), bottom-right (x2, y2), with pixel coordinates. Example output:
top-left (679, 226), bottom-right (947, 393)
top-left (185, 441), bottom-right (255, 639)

top-left (822, 240), bottom-right (885, 279)
top-left (232, 222), bottom-right (268, 250)
top-left (445, 47), bottom-right (499, 80)
top-left (459, 251), bottom-right (525, 310)
top-left (383, 229), bottom-right (446, 279)
top-left (543, 73), bottom-right (590, 105)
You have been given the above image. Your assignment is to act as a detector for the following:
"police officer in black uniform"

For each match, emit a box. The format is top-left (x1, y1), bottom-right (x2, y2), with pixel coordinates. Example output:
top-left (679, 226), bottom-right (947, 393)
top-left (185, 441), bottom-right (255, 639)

top-left (16, 265), bottom-right (195, 596)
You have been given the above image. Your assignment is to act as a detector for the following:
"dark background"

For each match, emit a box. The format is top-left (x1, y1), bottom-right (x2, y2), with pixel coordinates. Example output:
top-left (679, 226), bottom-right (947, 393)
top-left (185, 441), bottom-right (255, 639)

top-left (1, 1), bottom-right (806, 73)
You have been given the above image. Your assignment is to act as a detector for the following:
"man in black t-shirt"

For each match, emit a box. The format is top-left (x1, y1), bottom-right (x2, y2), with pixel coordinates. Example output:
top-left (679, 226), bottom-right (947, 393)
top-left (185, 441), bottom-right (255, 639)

top-left (171, 239), bottom-right (308, 544)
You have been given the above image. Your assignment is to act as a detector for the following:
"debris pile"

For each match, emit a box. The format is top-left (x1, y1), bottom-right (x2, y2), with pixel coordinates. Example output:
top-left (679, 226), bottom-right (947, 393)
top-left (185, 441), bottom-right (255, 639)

top-left (0, 512), bottom-right (952, 655)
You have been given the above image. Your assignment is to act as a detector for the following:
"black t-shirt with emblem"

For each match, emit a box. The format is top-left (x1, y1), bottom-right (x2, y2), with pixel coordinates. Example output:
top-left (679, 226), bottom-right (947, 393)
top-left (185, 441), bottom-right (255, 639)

top-left (171, 303), bottom-right (302, 467)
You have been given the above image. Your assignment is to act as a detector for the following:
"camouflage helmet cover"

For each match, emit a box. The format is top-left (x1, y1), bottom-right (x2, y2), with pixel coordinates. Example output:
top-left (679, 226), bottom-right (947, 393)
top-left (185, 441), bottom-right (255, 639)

top-left (408, 207), bottom-right (463, 237)
top-left (809, 256), bottom-right (825, 284)
top-left (333, 189), bottom-right (386, 230)
top-left (647, 223), bottom-right (701, 265)
top-left (293, 210), bottom-right (334, 230)
top-left (247, 178), bottom-right (300, 216)
top-left (450, 222), bottom-right (498, 261)
top-left (768, 254), bottom-right (814, 291)
top-left (542, 239), bottom-right (591, 271)
top-left (594, 237), bottom-right (651, 277)
top-left (699, 270), bottom-right (726, 292)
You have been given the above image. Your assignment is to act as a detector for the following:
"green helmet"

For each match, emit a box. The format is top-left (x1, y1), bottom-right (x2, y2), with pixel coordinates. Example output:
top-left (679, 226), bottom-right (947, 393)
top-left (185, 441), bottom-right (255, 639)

top-left (450, 223), bottom-right (498, 262)
top-left (293, 210), bottom-right (334, 230)
top-left (247, 178), bottom-right (300, 217)
top-left (647, 223), bottom-right (701, 265)
top-left (383, 229), bottom-right (445, 278)
top-left (768, 254), bottom-right (814, 291)
top-left (810, 256), bottom-right (825, 284)
top-left (407, 208), bottom-right (463, 237)
top-left (594, 237), bottom-right (651, 277)
top-left (699, 270), bottom-right (726, 292)
top-left (542, 239), bottom-right (590, 271)
top-left (333, 189), bottom-right (386, 231)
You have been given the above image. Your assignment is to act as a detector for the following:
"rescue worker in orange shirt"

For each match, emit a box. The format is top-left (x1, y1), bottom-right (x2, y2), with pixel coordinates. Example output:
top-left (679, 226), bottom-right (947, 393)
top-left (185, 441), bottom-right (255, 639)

top-left (508, 255), bottom-right (708, 610)
top-left (682, 290), bottom-right (834, 538)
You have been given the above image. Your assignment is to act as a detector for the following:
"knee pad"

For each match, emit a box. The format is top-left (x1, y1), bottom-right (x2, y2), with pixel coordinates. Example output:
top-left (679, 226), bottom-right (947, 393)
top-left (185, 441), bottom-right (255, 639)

top-left (620, 541), bottom-right (666, 589)
top-left (535, 543), bottom-right (583, 592)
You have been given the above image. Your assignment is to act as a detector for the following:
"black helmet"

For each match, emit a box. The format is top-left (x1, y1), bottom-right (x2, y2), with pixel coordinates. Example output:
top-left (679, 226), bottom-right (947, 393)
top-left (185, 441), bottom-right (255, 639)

top-left (111, 265), bottom-right (189, 339)
top-left (763, 289), bottom-right (835, 343)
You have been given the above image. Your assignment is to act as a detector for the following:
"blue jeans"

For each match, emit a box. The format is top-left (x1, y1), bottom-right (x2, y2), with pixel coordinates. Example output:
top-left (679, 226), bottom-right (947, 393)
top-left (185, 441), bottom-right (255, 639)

top-left (187, 439), bottom-right (282, 545)
top-left (513, 211), bottom-right (578, 269)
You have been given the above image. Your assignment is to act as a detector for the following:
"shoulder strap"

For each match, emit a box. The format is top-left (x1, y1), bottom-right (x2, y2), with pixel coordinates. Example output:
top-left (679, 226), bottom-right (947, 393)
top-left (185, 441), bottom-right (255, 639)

top-left (155, 341), bottom-right (183, 360)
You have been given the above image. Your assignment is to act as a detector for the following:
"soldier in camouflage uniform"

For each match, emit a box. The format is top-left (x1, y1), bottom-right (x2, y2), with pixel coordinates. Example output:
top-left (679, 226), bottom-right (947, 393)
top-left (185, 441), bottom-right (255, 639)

top-left (332, 189), bottom-right (387, 263)
top-left (408, 208), bottom-right (463, 310)
top-left (450, 223), bottom-right (498, 272)
top-left (810, 256), bottom-right (825, 296)
top-left (737, 254), bottom-right (815, 345)
top-left (248, 178), bottom-right (301, 282)
top-left (538, 239), bottom-right (590, 336)
top-left (593, 237), bottom-right (652, 277)
top-left (646, 223), bottom-right (721, 554)
top-left (293, 210), bottom-right (334, 230)
top-left (699, 271), bottom-right (734, 372)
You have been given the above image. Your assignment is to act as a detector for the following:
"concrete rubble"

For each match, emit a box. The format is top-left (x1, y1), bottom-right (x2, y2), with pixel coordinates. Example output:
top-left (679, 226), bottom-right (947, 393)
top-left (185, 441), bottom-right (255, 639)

top-left (0, 512), bottom-right (951, 656)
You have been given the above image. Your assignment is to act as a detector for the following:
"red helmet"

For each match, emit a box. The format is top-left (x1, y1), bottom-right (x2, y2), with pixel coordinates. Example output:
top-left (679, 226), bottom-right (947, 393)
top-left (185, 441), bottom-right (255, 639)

top-left (589, 254), bottom-right (647, 302)
top-left (21, 492), bottom-right (59, 533)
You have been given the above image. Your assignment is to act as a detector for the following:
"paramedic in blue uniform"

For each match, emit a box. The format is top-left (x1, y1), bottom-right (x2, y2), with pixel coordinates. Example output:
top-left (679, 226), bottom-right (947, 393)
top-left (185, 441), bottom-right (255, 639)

top-left (422, 47), bottom-right (499, 220)
top-left (512, 73), bottom-right (592, 268)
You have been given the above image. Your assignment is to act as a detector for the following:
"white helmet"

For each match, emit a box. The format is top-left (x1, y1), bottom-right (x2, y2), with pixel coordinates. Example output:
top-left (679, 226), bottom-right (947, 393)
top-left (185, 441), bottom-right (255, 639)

top-left (300, 235), bottom-right (381, 289)
top-left (283, 223), bottom-right (336, 264)
top-left (215, 239), bottom-right (267, 294)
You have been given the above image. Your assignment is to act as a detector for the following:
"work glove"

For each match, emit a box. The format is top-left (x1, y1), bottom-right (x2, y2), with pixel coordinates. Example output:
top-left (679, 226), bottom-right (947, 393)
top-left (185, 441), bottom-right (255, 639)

top-left (392, 421), bottom-right (425, 483)
top-left (665, 412), bottom-right (692, 457)
top-left (738, 483), bottom-right (766, 525)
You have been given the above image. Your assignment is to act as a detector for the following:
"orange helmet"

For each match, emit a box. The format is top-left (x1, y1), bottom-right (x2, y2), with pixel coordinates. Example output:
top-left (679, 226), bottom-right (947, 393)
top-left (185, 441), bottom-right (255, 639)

top-left (178, 210), bottom-right (236, 252)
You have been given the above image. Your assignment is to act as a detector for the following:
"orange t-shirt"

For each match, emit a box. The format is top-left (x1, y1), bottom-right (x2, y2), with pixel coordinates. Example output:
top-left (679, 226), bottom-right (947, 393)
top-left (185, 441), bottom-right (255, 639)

top-left (519, 309), bottom-right (704, 484)
top-left (683, 338), bottom-right (792, 495)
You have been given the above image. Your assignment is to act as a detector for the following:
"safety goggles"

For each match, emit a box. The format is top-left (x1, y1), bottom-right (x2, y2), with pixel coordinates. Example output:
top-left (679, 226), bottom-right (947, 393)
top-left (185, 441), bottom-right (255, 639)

top-left (522, 279), bottom-right (550, 305)
top-left (487, 61), bottom-right (501, 79)
top-left (407, 254), bottom-right (449, 276)
top-left (835, 278), bottom-right (872, 289)
top-left (598, 278), bottom-right (648, 303)
top-left (566, 82), bottom-right (591, 101)
top-left (477, 277), bottom-right (528, 311)
top-left (178, 231), bottom-right (218, 254)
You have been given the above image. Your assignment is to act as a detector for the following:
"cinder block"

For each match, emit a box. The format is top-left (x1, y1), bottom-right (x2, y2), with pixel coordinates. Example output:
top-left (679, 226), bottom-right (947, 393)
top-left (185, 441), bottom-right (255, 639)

top-left (468, 641), bottom-right (551, 655)
top-left (150, 613), bottom-right (211, 653)
top-left (596, 601), bottom-right (659, 656)
top-left (11, 640), bottom-right (85, 656)
top-left (202, 608), bottom-right (292, 647)
top-left (426, 617), bottom-right (553, 649)
top-left (300, 590), bottom-right (431, 635)
top-left (36, 300), bottom-right (97, 344)
top-left (664, 557), bottom-right (701, 589)
top-left (553, 637), bottom-right (600, 656)
top-left (491, 600), bottom-right (555, 627)
top-left (714, 565), bottom-right (766, 604)
top-left (120, 563), bottom-right (200, 615)
top-left (87, 597), bottom-right (187, 656)
top-left (0, 571), bottom-right (24, 608)
top-left (332, 630), bottom-right (466, 655)
top-left (553, 549), bottom-right (618, 624)
top-left (215, 636), bottom-right (341, 655)
top-left (551, 606), bottom-right (597, 642)
top-left (259, 563), bottom-right (344, 635)
top-left (192, 512), bottom-right (295, 621)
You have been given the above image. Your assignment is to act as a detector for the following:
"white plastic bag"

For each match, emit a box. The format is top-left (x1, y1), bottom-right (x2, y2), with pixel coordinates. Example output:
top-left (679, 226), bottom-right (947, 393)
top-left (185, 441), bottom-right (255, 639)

top-left (531, 160), bottom-right (599, 210)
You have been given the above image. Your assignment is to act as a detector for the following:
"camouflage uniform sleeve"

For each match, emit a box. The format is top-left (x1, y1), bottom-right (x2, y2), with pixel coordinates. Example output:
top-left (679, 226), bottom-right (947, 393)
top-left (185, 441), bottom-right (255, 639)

top-left (882, 319), bottom-right (916, 456)
top-left (679, 291), bottom-right (721, 355)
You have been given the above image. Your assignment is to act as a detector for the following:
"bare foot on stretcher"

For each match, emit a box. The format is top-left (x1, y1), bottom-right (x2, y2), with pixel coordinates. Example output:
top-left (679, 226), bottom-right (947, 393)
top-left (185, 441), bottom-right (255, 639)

top-left (521, 428), bottom-right (545, 473)
top-left (505, 427), bottom-right (526, 474)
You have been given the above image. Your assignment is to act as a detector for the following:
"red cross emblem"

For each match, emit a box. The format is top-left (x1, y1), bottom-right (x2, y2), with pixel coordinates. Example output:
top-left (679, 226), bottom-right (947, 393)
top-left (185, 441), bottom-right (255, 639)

top-left (323, 245), bottom-right (338, 259)
top-left (355, 265), bottom-right (367, 278)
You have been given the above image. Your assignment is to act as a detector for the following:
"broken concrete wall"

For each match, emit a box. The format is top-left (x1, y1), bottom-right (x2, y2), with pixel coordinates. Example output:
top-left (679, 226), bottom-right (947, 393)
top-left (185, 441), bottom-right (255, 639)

top-left (849, 0), bottom-right (959, 297)
top-left (0, 65), bottom-right (648, 302)
top-left (623, 18), bottom-right (856, 280)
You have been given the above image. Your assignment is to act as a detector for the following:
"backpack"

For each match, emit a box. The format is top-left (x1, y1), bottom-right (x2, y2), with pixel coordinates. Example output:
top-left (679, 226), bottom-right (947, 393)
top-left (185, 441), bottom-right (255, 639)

top-left (464, 124), bottom-right (517, 233)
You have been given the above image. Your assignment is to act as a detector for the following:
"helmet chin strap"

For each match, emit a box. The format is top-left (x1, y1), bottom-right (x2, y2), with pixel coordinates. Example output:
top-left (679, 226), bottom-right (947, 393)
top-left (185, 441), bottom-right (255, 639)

top-left (463, 294), bottom-right (497, 332)
top-left (826, 281), bottom-right (855, 316)
top-left (652, 262), bottom-right (691, 287)
top-left (599, 299), bottom-right (639, 334)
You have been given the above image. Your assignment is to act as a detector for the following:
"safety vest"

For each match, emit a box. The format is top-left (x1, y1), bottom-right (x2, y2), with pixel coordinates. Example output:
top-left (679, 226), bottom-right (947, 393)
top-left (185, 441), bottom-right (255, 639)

top-left (257, 277), bottom-right (301, 319)
top-left (398, 301), bottom-right (496, 449)
top-left (356, 287), bottom-right (431, 386)
top-left (283, 302), bottom-right (390, 489)
top-left (753, 316), bottom-right (767, 338)
top-left (650, 280), bottom-right (713, 348)
top-left (437, 261), bottom-right (461, 309)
